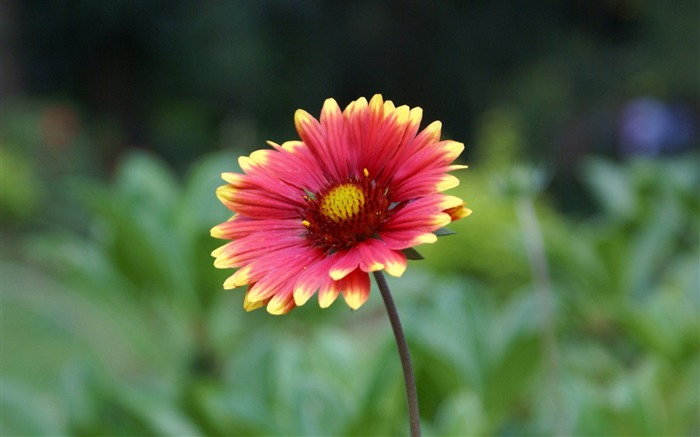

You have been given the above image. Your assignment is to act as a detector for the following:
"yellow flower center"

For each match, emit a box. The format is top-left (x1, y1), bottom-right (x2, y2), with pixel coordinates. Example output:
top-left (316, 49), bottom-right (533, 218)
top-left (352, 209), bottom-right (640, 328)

top-left (301, 172), bottom-right (397, 252)
top-left (319, 184), bottom-right (365, 222)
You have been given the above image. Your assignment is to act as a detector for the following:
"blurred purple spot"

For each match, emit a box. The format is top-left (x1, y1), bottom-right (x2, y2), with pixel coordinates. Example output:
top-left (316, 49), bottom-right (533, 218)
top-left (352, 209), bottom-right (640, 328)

top-left (619, 97), bottom-right (696, 156)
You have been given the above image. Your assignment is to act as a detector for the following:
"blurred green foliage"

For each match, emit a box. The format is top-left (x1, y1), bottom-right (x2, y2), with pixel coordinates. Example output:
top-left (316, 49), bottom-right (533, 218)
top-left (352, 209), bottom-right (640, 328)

top-left (3, 148), bottom-right (698, 435)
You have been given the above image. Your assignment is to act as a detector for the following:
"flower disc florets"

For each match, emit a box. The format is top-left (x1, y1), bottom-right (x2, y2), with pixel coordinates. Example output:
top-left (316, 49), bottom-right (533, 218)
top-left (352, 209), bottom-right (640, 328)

top-left (302, 171), bottom-right (396, 252)
top-left (211, 94), bottom-right (471, 314)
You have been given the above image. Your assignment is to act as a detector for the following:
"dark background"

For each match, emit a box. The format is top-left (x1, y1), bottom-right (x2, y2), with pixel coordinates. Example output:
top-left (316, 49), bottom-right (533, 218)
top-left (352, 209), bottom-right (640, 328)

top-left (5, 0), bottom-right (698, 173)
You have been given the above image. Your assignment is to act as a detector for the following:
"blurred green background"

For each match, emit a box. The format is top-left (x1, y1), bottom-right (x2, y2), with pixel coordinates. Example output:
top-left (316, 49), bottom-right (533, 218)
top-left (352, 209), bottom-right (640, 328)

top-left (2, 1), bottom-right (699, 435)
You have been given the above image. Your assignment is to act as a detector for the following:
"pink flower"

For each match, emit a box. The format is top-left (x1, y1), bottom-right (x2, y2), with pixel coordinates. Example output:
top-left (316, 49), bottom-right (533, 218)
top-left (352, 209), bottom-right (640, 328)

top-left (211, 95), bottom-right (470, 314)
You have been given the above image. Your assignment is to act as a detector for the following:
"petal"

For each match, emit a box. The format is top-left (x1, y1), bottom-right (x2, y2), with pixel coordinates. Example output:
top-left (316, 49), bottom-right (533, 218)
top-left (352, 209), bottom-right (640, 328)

top-left (294, 109), bottom-right (325, 155)
top-left (392, 172), bottom-right (461, 200)
top-left (358, 239), bottom-right (407, 277)
top-left (246, 264), bottom-right (303, 303)
top-left (320, 98), bottom-right (352, 178)
top-left (223, 265), bottom-right (253, 289)
top-left (211, 217), bottom-right (303, 240)
top-left (221, 172), bottom-right (244, 184)
top-left (377, 230), bottom-right (438, 250)
top-left (211, 240), bottom-right (235, 258)
top-left (264, 141), bottom-right (328, 193)
top-left (266, 288), bottom-right (296, 315)
top-left (364, 105), bottom-right (410, 180)
top-left (377, 114), bottom-right (438, 184)
top-left (293, 256), bottom-right (334, 306)
top-left (436, 174), bottom-right (461, 192)
top-left (363, 94), bottom-right (386, 161)
top-left (395, 120), bottom-right (442, 164)
top-left (318, 278), bottom-right (341, 308)
top-left (378, 195), bottom-right (464, 249)
top-left (295, 106), bottom-right (344, 181)
top-left (390, 140), bottom-right (465, 190)
top-left (243, 288), bottom-right (268, 312)
top-left (446, 203), bottom-right (473, 221)
top-left (383, 196), bottom-right (454, 233)
top-left (212, 233), bottom-right (308, 269)
top-left (328, 247), bottom-right (361, 280)
top-left (236, 141), bottom-right (334, 200)
top-left (293, 279), bottom-right (316, 307)
top-left (340, 269), bottom-right (371, 309)
top-left (215, 184), bottom-right (300, 219)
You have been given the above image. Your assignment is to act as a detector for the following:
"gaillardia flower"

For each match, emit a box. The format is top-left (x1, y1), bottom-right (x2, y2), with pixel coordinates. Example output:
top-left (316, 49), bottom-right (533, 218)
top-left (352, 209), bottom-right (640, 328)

top-left (211, 95), bottom-right (471, 314)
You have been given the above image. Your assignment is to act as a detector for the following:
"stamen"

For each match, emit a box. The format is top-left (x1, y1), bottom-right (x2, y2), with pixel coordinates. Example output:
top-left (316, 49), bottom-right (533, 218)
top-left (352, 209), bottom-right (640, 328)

top-left (320, 184), bottom-right (365, 222)
top-left (301, 176), bottom-right (392, 251)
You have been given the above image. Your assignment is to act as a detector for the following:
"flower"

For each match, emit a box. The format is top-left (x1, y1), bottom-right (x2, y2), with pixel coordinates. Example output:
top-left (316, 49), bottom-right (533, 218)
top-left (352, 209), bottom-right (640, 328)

top-left (211, 95), bottom-right (471, 314)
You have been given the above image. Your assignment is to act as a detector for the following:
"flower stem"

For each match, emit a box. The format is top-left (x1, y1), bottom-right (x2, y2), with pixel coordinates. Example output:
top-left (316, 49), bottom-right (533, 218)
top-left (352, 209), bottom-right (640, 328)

top-left (373, 270), bottom-right (421, 437)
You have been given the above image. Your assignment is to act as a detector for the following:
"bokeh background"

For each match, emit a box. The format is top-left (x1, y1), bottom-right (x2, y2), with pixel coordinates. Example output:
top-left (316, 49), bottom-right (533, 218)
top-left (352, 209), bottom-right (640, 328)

top-left (2, 1), bottom-right (699, 435)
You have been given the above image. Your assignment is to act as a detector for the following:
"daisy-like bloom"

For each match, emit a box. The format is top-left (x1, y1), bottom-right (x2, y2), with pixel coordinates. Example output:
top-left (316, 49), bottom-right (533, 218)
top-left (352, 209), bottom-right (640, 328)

top-left (211, 95), bottom-right (471, 314)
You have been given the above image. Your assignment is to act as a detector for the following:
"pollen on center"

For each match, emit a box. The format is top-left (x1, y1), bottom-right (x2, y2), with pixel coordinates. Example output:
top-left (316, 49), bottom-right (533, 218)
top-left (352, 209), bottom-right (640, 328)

top-left (320, 184), bottom-right (365, 222)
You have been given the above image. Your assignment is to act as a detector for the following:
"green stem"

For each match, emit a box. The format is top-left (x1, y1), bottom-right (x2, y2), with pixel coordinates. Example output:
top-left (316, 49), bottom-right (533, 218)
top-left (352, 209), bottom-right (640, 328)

top-left (373, 270), bottom-right (421, 437)
top-left (515, 197), bottom-right (564, 435)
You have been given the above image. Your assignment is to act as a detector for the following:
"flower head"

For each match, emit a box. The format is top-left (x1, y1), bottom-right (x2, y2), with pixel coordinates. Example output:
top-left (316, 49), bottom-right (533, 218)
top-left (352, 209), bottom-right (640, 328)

top-left (211, 95), bottom-right (471, 314)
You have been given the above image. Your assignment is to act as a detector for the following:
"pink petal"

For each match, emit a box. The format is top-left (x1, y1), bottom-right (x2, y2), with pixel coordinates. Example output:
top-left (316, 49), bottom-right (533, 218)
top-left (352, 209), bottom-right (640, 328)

top-left (246, 260), bottom-right (308, 303)
top-left (320, 98), bottom-right (352, 178)
top-left (295, 107), bottom-right (344, 181)
top-left (377, 230), bottom-right (438, 250)
top-left (293, 256), bottom-right (334, 306)
top-left (211, 217), bottom-right (303, 240)
top-left (383, 196), bottom-right (451, 232)
top-left (318, 277), bottom-right (341, 308)
top-left (328, 247), bottom-right (361, 280)
top-left (340, 269), bottom-right (371, 309)
top-left (266, 287), bottom-right (296, 315)
top-left (358, 239), bottom-right (407, 277)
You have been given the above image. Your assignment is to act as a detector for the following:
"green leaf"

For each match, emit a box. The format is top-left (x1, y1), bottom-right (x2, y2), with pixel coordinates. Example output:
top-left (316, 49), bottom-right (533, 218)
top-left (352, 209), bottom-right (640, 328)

top-left (182, 150), bottom-right (242, 229)
top-left (582, 158), bottom-right (636, 220)
top-left (110, 384), bottom-right (202, 436)
top-left (0, 379), bottom-right (67, 436)
top-left (115, 151), bottom-right (179, 215)
top-left (433, 227), bottom-right (457, 237)
top-left (402, 247), bottom-right (424, 260)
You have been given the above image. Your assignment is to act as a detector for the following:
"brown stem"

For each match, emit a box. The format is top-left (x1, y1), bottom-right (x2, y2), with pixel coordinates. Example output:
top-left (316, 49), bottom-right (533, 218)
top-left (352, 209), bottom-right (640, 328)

top-left (373, 270), bottom-right (421, 437)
